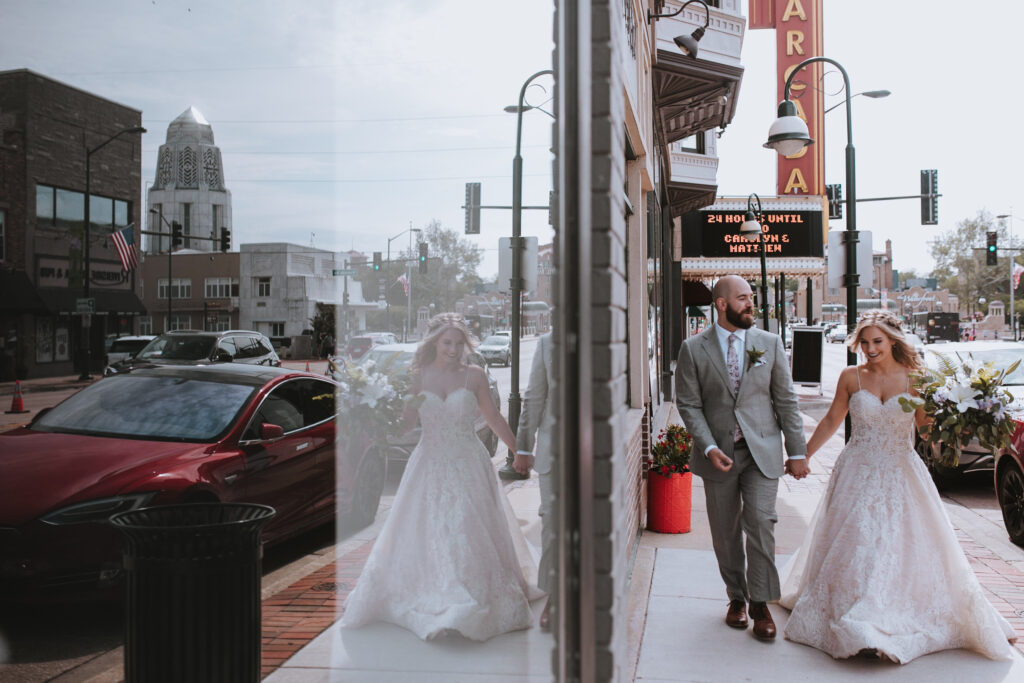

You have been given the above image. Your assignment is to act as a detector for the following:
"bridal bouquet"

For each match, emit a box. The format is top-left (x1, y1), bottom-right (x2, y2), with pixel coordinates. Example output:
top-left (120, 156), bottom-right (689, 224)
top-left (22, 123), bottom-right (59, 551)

top-left (899, 353), bottom-right (1020, 467)
top-left (650, 424), bottom-right (693, 476)
top-left (333, 360), bottom-right (410, 449)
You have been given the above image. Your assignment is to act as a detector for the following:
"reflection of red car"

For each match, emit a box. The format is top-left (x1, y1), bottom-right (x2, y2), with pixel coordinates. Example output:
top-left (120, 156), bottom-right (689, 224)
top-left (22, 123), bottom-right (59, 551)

top-left (0, 364), bottom-right (385, 602)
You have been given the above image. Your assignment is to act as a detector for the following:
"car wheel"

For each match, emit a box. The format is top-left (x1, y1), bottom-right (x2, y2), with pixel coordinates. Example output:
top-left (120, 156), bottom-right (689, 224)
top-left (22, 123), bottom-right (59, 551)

top-left (997, 459), bottom-right (1024, 546)
top-left (915, 437), bottom-right (958, 490)
top-left (346, 451), bottom-right (386, 529)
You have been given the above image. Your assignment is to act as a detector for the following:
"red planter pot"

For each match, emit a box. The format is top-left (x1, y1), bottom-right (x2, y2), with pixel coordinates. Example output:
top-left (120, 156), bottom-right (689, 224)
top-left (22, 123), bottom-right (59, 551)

top-left (647, 471), bottom-right (692, 533)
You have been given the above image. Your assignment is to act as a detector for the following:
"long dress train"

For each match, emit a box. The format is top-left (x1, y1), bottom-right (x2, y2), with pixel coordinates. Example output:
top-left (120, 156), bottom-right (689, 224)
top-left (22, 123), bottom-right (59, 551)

top-left (779, 382), bottom-right (1015, 663)
top-left (340, 387), bottom-right (542, 641)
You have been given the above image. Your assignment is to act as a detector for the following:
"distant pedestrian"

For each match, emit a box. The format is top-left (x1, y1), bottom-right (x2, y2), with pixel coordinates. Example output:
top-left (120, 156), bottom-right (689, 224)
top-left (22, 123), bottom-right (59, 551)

top-left (320, 333), bottom-right (334, 359)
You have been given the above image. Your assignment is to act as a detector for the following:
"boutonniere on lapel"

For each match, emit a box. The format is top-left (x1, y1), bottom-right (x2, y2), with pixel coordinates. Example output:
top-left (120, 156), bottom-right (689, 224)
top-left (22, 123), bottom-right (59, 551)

top-left (747, 348), bottom-right (767, 369)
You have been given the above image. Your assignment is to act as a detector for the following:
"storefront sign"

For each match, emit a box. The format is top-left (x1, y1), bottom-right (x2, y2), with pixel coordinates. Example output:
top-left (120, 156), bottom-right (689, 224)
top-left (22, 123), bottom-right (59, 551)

top-left (38, 258), bottom-right (129, 288)
top-left (680, 210), bottom-right (824, 258)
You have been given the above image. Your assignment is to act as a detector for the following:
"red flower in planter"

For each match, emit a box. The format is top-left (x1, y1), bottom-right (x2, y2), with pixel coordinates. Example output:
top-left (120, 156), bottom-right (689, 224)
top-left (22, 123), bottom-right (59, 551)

top-left (650, 424), bottom-right (692, 476)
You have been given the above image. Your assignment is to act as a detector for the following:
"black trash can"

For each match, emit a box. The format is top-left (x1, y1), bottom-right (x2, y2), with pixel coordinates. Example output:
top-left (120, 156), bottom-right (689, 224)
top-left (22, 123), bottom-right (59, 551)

top-left (110, 503), bottom-right (275, 683)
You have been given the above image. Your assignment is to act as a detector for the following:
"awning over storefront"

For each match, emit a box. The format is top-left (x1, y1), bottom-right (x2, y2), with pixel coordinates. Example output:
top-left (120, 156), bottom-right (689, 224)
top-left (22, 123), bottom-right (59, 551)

top-left (0, 270), bottom-right (49, 313)
top-left (667, 180), bottom-right (718, 219)
top-left (37, 287), bottom-right (147, 314)
top-left (652, 50), bottom-right (743, 147)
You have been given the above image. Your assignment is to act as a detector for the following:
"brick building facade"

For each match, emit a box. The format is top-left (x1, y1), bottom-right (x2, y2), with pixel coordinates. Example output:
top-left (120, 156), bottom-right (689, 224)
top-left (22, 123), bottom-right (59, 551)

top-left (0, 69), bottom-right (145, 379)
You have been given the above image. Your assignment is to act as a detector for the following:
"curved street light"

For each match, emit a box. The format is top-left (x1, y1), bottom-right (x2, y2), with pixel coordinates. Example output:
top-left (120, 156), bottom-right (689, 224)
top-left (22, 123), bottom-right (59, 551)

top-left (740, 193), bottom-right (770, 330)
top-left (647, 0), bottom-right (711, 57)
top-left (765, 55), bottom-right (858, 439)
top-left (499, 68), bottom-right (552, 481)
top-left (79, 124), bottom-right (146, 380)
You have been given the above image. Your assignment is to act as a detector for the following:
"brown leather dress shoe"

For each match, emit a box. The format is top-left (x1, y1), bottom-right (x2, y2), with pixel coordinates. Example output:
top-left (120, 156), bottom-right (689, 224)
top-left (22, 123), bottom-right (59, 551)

top-left (748, 602), bottom-right (776, 641)
top-left (725, 599), bottom-right (748, 629)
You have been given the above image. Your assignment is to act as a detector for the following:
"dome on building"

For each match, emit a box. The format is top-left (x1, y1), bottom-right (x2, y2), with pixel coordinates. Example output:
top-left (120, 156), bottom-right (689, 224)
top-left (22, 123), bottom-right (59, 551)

top-left (166, 106), bottom-right (214, 144)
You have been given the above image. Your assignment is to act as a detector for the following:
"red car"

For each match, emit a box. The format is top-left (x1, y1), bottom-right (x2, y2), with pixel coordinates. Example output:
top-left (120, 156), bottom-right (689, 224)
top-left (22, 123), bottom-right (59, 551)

top-left (0, 364), bottom-right (384, 602)
top-left (996, 432), bottom-right (1024, 547)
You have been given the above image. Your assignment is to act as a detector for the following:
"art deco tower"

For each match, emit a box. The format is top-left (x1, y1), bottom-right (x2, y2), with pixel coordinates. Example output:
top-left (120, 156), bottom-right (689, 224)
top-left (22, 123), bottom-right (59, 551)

top-left (145, 106), bottom-right (232, 253)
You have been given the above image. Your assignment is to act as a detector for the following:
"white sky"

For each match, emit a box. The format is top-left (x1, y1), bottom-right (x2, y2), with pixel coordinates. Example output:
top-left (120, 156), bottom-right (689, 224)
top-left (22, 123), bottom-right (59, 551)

top-left (3, 0), bottom-right (1022, 279)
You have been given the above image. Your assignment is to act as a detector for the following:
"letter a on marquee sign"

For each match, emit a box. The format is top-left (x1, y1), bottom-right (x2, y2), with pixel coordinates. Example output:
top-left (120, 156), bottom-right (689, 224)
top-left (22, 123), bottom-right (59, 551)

top-left (749, 0), bottom-right (825, 198)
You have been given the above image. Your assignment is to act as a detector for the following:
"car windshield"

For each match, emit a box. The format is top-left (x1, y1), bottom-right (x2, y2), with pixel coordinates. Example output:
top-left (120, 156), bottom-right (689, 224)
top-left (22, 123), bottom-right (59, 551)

top-left (109, 339), bottom-right (147, 353)
top-left (348, 338), bottom-right (373, 351)
top-left (137, 335), bottom-right (216, 361)
top-left (482, 336), bottom-right (508, 345)
top-left (33, 375), bottom-right (255, 440)
top-left (956, 350), bottom-right (1024, 385)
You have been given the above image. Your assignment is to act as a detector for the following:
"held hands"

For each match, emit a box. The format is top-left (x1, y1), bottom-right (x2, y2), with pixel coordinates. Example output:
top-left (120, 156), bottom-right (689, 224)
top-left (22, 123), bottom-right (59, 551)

top-left (785, 458), bottom-right (810, 480)
top-left (512, 452), bottom-right (535, 476)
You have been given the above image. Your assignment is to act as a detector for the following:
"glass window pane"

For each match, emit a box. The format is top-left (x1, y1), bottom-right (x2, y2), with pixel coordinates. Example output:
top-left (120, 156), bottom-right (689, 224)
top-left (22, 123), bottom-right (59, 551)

top-left (90, 195), bottom-right (113, 229)
top-left (36, 184), bottom-right (54, 222)
top-left (56, 189), bottom-right (84, 229)
top-left (114, 200), bottom-right (129, 228)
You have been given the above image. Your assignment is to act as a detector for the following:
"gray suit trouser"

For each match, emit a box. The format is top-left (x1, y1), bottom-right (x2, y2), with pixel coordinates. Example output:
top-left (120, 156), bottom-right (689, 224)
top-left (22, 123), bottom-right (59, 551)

top-left (538, 469), bottom-right (554, 594)
top-left (702, 443), bottom-right (780, 603)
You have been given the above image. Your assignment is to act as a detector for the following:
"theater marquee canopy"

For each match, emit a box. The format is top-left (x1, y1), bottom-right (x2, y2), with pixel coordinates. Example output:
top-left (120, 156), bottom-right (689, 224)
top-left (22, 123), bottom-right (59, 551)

top-left (678, 195), bottom-right (827, 279)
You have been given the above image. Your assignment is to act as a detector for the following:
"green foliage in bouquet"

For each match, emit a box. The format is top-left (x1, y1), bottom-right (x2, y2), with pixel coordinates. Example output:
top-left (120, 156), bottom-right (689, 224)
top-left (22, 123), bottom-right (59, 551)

top-left (651, 424), bottom-right (693, 477)
top-left (899, 352), bottom-right (1020, 467)
top-left (334, 360), bottom-right (417, 449)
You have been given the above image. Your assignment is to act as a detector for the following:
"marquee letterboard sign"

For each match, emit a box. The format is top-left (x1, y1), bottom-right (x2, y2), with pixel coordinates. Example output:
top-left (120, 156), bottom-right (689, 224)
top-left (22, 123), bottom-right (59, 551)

top-left (680, 210), bottom-right (825, 259)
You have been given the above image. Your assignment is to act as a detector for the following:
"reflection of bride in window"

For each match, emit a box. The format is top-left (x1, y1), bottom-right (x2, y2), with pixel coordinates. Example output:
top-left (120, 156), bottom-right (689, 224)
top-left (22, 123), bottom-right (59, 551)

top-left (340, 313), bottom-right (543, 640)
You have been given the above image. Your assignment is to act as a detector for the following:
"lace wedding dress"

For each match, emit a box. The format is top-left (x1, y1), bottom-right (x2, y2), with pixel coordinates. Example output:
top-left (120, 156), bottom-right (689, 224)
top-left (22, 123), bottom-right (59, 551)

top-left (340, 387), bottom-right (542, 641)
top-left (780, 384), bottom-right (1016, 663)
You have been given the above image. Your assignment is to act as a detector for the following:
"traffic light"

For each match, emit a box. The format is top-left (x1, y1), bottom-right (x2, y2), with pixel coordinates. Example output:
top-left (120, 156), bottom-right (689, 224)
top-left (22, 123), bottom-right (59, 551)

top-left (373, 251), bottom-right (382, 271)
top-left (219, 227), bottom-right (230, 252)
top-left (171, 221), bottom-right (183, 248)
top-left (419, 242), bottom-right (428, 274)
top-left (464, 182), bottom-right (481, 234)
top-left (825, 184), bottom-right (842, 220)
top-left (987, 232), bottom-right (998, 266)
top-left (921, 169), bottom-right (938, 225)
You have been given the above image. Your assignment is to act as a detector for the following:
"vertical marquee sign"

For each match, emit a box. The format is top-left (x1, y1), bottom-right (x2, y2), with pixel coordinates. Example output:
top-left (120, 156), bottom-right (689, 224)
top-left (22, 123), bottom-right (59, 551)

top-left (749, 0), bottom-right (825, 198)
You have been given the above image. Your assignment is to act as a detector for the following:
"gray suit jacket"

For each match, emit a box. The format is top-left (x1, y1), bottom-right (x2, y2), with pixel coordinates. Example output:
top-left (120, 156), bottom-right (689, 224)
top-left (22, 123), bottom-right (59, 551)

top-left (674, 325), bottom-right (805, 481)
top-left (516, 332), bottom-right (554, 474)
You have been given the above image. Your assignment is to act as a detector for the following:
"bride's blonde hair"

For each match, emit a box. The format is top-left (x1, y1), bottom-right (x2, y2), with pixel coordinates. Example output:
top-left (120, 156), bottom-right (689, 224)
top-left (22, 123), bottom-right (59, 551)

top-left (410, 312), bottom-right (476, 375)
top-left (846, 310), bottom-right (922, 372)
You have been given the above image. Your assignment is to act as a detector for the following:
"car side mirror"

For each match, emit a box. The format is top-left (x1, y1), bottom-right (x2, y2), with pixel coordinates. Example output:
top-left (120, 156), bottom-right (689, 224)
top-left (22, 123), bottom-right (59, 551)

top-left (214, 350), bottom-right (233, 363)
top-left (260, 423), bottom-right (285, 440)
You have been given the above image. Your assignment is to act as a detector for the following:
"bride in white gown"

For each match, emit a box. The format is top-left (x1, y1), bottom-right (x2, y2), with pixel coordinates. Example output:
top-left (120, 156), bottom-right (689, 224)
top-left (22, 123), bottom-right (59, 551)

top-left (780, 310), bottom-right (1016, 663)
top-left (340, 313), bottom-right (543, 641)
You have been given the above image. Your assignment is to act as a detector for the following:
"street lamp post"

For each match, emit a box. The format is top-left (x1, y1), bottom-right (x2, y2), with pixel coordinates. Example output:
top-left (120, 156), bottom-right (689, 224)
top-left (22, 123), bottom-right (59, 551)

top-left (386, 227), bottom-right (420, 339)
top-left (740, 193), bottom-right (770, 330)
top-left (998, 210), bottom-right (1016, 340)
top-left (499, 68), bottom-right (552, 481)
top-left (149, 209), bottom-right (175, 331)
top-left (79, 125), bottom-right (146, 380)
top-left (766, 56), bottom-right (857, 439)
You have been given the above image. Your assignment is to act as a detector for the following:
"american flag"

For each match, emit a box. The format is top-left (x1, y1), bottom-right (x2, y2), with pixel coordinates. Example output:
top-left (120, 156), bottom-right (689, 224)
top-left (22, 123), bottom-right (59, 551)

top-left (111, 224), bottom-right (139, 273)
top-left (396, 273), bottom-right (409, 296)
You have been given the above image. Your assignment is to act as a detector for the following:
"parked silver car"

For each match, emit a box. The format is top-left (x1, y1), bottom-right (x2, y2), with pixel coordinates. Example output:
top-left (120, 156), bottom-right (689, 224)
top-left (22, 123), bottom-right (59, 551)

top-left (104, 330), bottom-right (281, 375)
top-left (477, 334), bottom-right (512, 367)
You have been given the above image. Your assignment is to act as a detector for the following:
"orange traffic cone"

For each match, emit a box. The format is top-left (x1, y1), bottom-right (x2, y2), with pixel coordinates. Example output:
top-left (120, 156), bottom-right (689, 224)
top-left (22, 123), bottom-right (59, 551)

top-left (5, 380), bottom-right (30, 414)
top-left (305, 360), bottom-right (310, 372)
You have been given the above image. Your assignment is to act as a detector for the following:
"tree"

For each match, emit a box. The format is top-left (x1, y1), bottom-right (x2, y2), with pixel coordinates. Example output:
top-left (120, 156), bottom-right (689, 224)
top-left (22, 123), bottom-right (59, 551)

top-left (929, 210), bottom-right (1010, 309)
top-left (309, 302), bottom-right (335, 346)
top-left (409, 220), bottom-right (484, 313)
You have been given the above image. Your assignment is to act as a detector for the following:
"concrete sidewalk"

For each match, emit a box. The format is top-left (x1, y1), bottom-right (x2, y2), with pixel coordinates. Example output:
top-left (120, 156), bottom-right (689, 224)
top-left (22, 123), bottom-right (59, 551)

top-left (258, 383), bottom-right (1024, 681)
top-left (626, 384), bottom-right (1024, 682)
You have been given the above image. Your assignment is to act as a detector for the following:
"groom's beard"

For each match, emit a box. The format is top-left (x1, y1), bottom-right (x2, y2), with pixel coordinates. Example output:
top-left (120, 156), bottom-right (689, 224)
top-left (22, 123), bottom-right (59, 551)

top-left (725, 302), bottom-right (754, 329)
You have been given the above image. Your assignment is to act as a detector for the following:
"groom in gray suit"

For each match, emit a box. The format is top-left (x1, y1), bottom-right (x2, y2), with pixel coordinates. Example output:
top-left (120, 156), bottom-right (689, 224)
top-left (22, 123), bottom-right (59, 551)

top-left (674, 275), bottom-right (808, 641)
top-left (516, 331), bottom-right (555, 629)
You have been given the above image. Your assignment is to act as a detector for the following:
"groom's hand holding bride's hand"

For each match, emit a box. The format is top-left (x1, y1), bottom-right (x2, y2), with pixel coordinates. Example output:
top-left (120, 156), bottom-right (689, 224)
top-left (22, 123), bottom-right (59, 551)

top-left (786, 458), bottom-right (810, 479)
top-left (512, 452), bottom-right (534, 476)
